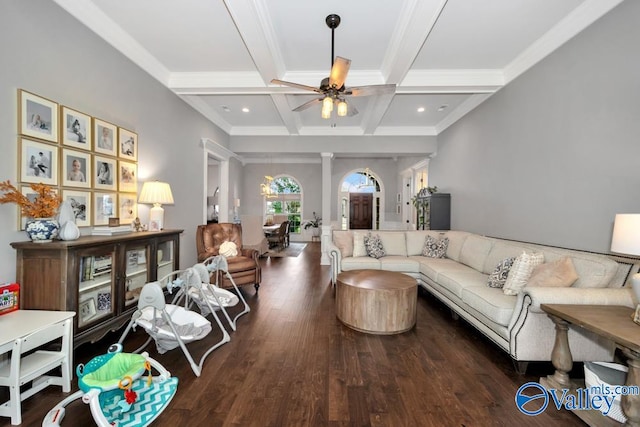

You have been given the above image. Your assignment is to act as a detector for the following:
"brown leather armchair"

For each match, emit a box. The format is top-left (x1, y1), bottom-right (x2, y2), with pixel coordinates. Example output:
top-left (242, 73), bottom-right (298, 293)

top-left (196, 223), bottom-right (262, 291)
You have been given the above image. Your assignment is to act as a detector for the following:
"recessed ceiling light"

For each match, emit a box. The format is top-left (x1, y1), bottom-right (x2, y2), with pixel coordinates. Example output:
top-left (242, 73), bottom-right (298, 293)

top-left (437, 104), bottom-right (449, 112)
top-left (242, 107), bottom-right (250, 113)
top-left (221, 105), bottom-right (231, 112)
top-left (417, 107), bottom-right (425, 113)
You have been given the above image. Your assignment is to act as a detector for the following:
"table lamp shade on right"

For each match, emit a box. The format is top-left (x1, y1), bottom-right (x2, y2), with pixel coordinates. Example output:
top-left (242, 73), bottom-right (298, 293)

top-left (611, 214), bottom-right (640, 303)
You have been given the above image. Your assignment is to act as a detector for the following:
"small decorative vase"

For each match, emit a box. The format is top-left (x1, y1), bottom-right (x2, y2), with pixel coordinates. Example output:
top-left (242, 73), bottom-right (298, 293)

top-left (25, 218), bottom-right (60, 242)
top-left (312, 227), bottom-right (321, 237)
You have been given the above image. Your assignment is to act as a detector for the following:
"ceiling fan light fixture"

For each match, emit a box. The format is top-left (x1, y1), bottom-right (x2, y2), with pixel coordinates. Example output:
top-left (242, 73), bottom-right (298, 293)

top-left (321, 105), bottom-right (332, 119)
top-left (337, 99), bottom-right (348, 117)
top-left (322, 96), bottom-right (333, 112)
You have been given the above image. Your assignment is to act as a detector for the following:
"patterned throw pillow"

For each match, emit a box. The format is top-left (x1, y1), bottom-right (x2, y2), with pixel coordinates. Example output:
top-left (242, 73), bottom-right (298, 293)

top-left (364, 232), bottom-right (386, 259)
top-left (502, 251), bottom-right (545, 295)
top-left (422, 235), bottom-right (449, 258)
top-left (487, 257), bottom-right (516, 288)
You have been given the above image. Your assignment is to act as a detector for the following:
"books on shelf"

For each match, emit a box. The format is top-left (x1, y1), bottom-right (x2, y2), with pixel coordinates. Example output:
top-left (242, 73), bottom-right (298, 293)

top-left (91, 225), bottom-right (132, 235)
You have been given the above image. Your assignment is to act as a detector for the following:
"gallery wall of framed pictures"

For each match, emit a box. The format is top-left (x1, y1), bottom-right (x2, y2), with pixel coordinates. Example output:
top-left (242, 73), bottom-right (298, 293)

top-left (16, 89), bottom-right (139, 229)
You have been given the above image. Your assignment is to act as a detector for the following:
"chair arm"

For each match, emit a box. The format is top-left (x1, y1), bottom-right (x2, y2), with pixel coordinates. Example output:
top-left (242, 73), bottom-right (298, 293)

top-left (241, 247), bottom-right (260, 262)
top-left (520, 287), bottom-right (635, 314)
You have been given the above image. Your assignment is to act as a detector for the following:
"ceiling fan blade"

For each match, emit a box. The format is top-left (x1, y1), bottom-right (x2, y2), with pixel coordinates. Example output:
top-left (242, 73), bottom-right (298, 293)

top-left (292, 97), bottom-right (323, 112)
top-left (345, 84), bottom-right (396, 97)
top-left (271, 79), bottom-right (322, 94)
top-left (329, 56), bottom-right (351, 89)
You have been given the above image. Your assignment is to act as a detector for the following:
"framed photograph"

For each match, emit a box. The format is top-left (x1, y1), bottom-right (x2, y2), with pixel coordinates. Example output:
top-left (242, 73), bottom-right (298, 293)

top-left (118, 128), bottom-right (137, 160)
top-left (94, 192), bottom-right (117, 226)
top-left (62, 189), bottom-right (91, 227)
top-left (62, 149), bottom-right (91, 188)
top-left (118, 193), bottom-right (137, 225)
top-left (79, 298), bottom-right (97, 323)
top-left (18, 185), bottom-right (58, 230)
top-left (149, 220), bottom-right (160, 232)
top-left (94, 155), bottom-right (117, 191)
top-left (61, 106), bottom-right (92, 150)
top-left (18, 89), bottom-right (58, 143)
top-left (19, 138), bottom-right (58, 185)
top-left (93, 119), bottom-right (117, 157)
top-left (127, 251), bottom-right (138, 267)
top-left (118, 160), bottom-right (137, 192)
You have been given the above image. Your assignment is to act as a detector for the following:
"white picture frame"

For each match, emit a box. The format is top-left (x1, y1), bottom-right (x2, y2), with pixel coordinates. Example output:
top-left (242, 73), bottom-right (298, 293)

top-left (62, 189), bottom-right (91, 227)
top-left (94, 192), bottom-right (117, 226)
top-left (61, 106), bottom-right (92, 150)
top-left (94, 155), bottom-right (117, 191)
top-left (93, 118), bottom-right (117, 157)
top-left (19, 138), bottom-right (58, 185)
top-left (62, 149), bottom-right (92, 189)
top-left (19, 89), bottom-right (59, 143)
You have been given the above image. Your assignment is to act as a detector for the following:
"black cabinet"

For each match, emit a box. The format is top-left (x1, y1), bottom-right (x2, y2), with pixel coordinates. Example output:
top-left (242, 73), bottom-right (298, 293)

top-left (416, 192), bottom-right (450, 230)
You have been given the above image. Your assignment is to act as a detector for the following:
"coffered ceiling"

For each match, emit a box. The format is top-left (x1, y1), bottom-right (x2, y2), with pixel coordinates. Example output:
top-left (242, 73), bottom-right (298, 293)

top-left (53, 0), bottom-right (622, 139)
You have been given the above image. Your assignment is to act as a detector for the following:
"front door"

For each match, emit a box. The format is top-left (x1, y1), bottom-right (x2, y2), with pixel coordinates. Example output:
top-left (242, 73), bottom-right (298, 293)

top-left (349, 193), bottom-right (372, 229)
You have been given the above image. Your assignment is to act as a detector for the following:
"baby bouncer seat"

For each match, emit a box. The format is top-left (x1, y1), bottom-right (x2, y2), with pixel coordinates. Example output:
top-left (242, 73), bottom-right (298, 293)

top-left (118, 268), bottom-right (229, 377)
top-left (190, 255), bottom-right (250, 331)
top-left (42, 343), bottom-right (177, 427)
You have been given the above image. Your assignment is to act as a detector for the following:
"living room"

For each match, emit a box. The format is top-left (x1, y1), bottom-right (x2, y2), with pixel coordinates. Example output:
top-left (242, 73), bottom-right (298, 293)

top-left (0, 0), bottom-right (639, 425)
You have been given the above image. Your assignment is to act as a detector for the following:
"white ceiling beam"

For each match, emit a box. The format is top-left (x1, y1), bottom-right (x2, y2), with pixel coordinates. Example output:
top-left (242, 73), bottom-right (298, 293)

top-left (268, 94), bottom-right (301, 135)
top-left (179, 95), bottom-right (232, 134)
top-left (360, 93), bottom-right (396, 135)
top-left (223, 0), bottom-right (285, 84)
top-left (381, 0), bottom-right (449, 84)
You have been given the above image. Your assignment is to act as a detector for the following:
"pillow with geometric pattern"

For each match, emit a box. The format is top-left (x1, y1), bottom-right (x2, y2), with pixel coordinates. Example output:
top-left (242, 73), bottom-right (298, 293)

top-left (487, 257), bottom-right (516, 288)
top-left (422, 235), bottom-right (449, 258)
top-left (363, 232), bottom-right (386, 259)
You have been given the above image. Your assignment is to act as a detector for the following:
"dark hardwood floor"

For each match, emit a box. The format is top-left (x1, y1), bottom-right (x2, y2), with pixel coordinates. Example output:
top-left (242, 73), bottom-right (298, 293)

top-left (5, 242), bottom-right (586, 426)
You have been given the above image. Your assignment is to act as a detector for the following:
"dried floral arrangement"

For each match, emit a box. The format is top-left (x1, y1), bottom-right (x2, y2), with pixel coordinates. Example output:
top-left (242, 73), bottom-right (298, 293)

top-left (0, 180), bottom-right (61, 218)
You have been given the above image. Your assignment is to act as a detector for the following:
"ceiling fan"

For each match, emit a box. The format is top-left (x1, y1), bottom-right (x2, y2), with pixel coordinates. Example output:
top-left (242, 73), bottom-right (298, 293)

top-left (271, 14), bottom-right (396, 119)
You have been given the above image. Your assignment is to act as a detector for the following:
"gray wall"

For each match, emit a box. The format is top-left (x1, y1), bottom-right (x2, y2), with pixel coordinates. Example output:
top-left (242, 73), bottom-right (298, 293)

top-left (430, 0), bottom-right (640, 252)
top-left (0, 0), bottom-right (229, 282)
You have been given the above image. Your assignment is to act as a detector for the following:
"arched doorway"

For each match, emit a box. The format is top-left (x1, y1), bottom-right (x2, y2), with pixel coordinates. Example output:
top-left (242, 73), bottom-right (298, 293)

top-left (339, 168), bottom-right (384, 230)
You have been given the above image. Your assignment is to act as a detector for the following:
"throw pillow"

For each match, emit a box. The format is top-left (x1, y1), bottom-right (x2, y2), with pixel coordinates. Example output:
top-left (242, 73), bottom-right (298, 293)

top-left (352, 231), bottom-right (368, 257)
top-left (487, 257), bottom-right (516, 288)
top-left (422, 235), bottom-right (449, 258)
top-left (364, 233), bottom-right (386, 259)
top-left (527, 256), bottom-right (579, 288)
top-left (333, 232), bottom-right (353, 258)
top-left (219, 241), bottom-right (238, 258)
top-left (502, 251), bottom-right (545, 295)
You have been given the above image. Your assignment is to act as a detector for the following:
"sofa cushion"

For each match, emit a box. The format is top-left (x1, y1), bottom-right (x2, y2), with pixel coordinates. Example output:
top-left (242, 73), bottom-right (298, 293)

top-left (487, 257), bottom-right (516, 288)
top-left (406, 231), bottom-right (442, 256)
top-left (352, 231), bottom-right (368, 257)
top-left (422, 235), bottom-right (449, 258)
top-left (377, 232), bottom-right (407, 256)
top-left (342, 257), bottom-right (381, 271)
top-left (364, 233), bottom-right (386, 259)
top-left (333, 231), bottom-right (353, 257)
top-left (380, 256), bottom-right (420, 273)
top-left (416, 257), bottom-right (462, 283)
top-left (442, 231), bottom-right (471, 261)
top-left (527, 256), bottom-right (578, 288)
top-left (436, 268), bottom-right (489, 299)
top-left (459, 235), bottom-right (494, 272)
top-left (462, 287), bottom-right (516, 327)
top-left (503, 251), bottom-right (545, 295)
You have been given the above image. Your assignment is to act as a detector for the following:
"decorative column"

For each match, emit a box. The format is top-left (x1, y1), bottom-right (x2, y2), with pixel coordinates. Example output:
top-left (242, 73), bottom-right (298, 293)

top-left (320, 152), bottom-right (333, 265)
top-left (544, 314), bottom-right (573, 389)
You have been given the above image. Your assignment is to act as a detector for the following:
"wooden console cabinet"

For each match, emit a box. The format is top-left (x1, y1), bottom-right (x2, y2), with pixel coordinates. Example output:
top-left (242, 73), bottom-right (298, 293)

top-left (11, 229), bottom-right (182, 348)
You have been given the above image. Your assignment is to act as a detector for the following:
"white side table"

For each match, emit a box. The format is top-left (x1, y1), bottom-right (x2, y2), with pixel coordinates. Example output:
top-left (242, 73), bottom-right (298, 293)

top-left (0, 310), bottom-right (75, 425)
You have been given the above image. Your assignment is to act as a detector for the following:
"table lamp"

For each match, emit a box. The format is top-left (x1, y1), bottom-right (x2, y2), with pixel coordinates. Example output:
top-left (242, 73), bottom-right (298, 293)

top-left (610, 213), bottom-right (640, 304)
top-left (138, 181), bottom-right (174, 230)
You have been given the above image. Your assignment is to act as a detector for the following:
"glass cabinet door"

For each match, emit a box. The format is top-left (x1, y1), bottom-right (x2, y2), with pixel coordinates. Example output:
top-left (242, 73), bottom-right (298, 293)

top-left (78, 249), bottom-right (115, 329)
top-left (124, 244), bottom-right (150, 308)
top-left (156, 238), bottom-right (175, 280)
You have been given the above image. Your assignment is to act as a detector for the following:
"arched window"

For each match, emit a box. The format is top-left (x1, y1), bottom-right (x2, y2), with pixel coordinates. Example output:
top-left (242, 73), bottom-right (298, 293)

top-left (264, 175), bottom-right (302, 233)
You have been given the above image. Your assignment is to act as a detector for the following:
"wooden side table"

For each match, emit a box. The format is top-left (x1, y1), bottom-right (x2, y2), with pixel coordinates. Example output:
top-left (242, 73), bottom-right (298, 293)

top-left (540, 304), bottom-right (640, 426)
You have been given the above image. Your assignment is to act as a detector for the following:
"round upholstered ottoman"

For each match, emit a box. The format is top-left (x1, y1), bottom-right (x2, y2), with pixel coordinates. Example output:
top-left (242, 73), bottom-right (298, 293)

top-left (336, 269), bottom-right (417, 334)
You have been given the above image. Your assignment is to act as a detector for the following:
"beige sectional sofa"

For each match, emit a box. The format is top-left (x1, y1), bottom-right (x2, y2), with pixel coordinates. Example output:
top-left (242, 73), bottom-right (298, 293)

top-left (328, 230), bottom-right (636, 371)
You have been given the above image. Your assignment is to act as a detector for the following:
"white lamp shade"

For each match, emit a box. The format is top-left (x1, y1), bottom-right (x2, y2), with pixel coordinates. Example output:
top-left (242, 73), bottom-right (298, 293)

top-left (611, 214), bottom-right (640, 256)
top-left (139, 181), bottom-right (174, 230)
